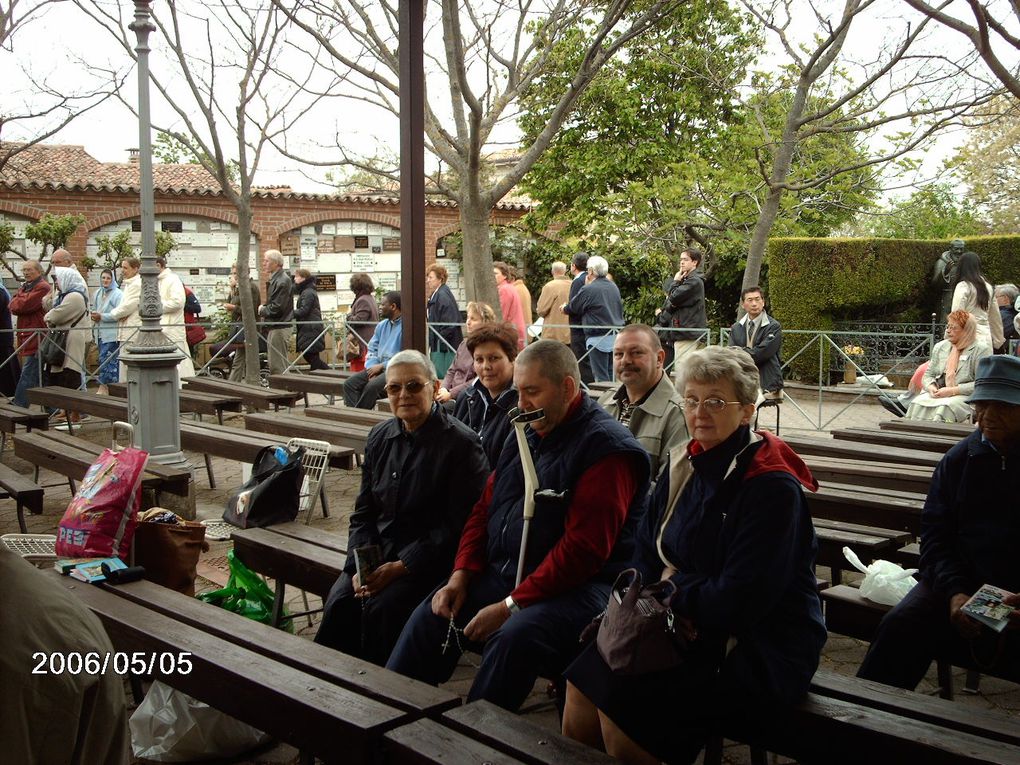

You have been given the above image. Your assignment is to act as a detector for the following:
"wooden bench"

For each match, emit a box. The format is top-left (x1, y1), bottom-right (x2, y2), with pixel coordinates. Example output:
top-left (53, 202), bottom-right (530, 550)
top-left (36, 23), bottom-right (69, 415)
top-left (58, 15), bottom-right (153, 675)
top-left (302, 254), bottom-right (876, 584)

top-left (49, 572), bottom-right (409, 763)
top-left (182, 376), bottom-right (302, 411)
top-left (809, 482), bottom-right (926, 535)
top-left (803, 455), bottom-right (932, 494)
top-left (0, 401), bottom-right (49, 452)
top-left (244, 412), bottom-right (373, 454)
top-left (268, 373), bottom-right (345, 406)
top-left (879, 418), bottom-right (974, 438)
top-left (309, 368), bottom-right (355, 380)
top-left (892, 541), bottom-right (920, 568)
top-left (230, 524), bottom-right (348, 625)
top-left (13, 430), bottom-right (191, 499)
top-left (303, 404), bottom-right (390, 429)
top-left (832, 427), bottom-right (960, 454)
top-left (0, 463), bottom-right (44, 532)
top-left (812, 519), bottom-right (913, 585)
top-left (785, 434), bottom-right (944, 468)
top-left (27, 386), bottom-right (129, 433)
top-left (108, 382), bottom-right (243, 425)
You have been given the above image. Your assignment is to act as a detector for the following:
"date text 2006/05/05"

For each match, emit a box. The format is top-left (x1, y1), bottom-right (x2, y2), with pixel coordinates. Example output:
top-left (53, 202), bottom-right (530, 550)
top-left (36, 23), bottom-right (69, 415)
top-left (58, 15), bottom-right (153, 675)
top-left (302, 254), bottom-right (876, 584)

top-left (31, 652), bottom-right (193, 676)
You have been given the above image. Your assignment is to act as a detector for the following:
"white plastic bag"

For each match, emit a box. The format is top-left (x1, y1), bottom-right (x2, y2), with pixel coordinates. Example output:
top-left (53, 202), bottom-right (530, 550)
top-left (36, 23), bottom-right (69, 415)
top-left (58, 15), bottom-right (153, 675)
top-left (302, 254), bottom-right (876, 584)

top-left (130, 680), bottom-right (271, 762)
top-left (842, 547), bottom-right (918, 606)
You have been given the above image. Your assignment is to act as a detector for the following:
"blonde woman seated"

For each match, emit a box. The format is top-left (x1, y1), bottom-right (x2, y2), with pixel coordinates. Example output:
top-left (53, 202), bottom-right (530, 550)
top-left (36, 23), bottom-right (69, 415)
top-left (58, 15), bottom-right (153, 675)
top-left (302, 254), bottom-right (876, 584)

top-left (905, 310), bottom-right (991, 423)
top-left (435, 301), bottom-right (497, 404)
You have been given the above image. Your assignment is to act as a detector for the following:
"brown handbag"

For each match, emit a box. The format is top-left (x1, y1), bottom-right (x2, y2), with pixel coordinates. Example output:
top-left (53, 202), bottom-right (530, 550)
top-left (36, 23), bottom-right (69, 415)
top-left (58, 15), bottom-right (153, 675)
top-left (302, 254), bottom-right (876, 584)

top-left (133, 517), bottom-right (209, 596)
top-left (596, 568), bottom-right (689, 675)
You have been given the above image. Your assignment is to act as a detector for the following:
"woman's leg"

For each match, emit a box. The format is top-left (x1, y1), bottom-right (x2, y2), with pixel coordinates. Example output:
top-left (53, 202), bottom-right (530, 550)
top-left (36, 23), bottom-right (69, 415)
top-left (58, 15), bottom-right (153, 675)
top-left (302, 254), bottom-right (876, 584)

top-left (561, 682), bottom-right (605, 751)
top-left (598, 710), bottom-right (661, 765)
top-left (304, 351), bottom-right (328, 370)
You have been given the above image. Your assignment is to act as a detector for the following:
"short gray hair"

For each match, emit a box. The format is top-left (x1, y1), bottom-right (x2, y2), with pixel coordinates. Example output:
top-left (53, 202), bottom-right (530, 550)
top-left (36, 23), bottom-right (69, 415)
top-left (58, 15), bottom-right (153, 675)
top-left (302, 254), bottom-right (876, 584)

top-left (995, 283), bottom-right (1019, 303)
top-left (22, 259), bottom-right (42, 275)
top-left (587, 255), bottom-right (609, 278)
top-left (676, 346), bottom-right (760, 405)
top-left (386, 349), bottom-right (437, 382)
top-left (551, 261), bottom-right (567, 276)
top-left (516, 339), bottom-right (579, 385)
top-left (264, 249), bottom-right (284, 267)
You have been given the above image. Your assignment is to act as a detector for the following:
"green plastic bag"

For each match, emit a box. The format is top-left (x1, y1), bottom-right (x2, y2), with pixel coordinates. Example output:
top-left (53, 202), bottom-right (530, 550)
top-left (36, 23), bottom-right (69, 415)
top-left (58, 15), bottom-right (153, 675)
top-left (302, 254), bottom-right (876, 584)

top-left (198, 550), bottom-right (293, 632)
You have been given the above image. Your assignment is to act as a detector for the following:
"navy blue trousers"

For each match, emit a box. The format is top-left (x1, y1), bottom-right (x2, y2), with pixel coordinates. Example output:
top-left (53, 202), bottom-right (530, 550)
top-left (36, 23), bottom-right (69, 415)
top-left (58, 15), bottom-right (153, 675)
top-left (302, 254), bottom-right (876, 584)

top-left (386, 571), bottom-right (609, 711)
top-left (858, 580), bottom-right (1020, 689)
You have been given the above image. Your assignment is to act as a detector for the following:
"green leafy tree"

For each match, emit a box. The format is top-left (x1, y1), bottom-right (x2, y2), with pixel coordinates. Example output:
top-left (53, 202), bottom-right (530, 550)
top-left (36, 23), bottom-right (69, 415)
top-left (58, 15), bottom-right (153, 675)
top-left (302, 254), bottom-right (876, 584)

top-left (94, 228), bottom-right (177, 271)
top-left (865, 183), bottom-right (987, 240)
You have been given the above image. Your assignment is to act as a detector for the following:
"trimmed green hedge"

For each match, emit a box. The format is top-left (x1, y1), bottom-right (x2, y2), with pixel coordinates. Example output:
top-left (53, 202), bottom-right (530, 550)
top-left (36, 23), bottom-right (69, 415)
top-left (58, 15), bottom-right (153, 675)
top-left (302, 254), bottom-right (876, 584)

top-left (767, 235), bottom-right (1020, 380)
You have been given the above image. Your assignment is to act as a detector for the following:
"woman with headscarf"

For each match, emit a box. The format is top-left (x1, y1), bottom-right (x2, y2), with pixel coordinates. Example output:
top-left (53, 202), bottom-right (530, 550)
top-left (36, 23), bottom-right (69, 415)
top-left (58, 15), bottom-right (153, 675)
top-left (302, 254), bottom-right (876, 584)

top-left (293, 268), bottom-right (328, 370)
top-left (952, 251), bottom-right (1005, 351)
top-left (91, 268), bottom-right (122, 395)
top-left (0, 280), bottom-right (21, 398)
top-left (43, 267), bottom-right (92, 422)
top-left (905, 309), bottom-right (992, 423)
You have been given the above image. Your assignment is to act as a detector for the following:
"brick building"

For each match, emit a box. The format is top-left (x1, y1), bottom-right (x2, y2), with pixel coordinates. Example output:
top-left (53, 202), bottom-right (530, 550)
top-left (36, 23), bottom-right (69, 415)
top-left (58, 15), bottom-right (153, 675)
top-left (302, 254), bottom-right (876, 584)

top-left (0, 143), bottom-right (528, 311)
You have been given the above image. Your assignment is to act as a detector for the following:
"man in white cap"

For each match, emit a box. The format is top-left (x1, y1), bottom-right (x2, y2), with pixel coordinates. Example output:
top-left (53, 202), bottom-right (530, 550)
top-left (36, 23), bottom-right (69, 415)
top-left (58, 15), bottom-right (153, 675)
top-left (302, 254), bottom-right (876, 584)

top-left (858, 354), bottom-right (1020, 689)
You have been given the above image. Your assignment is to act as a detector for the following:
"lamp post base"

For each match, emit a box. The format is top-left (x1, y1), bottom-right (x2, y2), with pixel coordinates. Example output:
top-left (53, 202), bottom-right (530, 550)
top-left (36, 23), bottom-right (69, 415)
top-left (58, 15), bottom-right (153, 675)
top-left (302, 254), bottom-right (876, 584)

top-left (120, 346), bottom-right (189, 469)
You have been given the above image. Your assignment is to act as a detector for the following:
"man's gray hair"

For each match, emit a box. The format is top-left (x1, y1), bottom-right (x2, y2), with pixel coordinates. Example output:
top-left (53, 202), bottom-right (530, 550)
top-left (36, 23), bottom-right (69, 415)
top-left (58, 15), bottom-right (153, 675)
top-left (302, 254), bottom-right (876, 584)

top-left (22, 259), bottom-right (42, 275)
top-left (551, 261), bottom-right (567, 276)
top-left (51, 248), bottom-right (72, 266)
top-left (587, 255), bottom-right (609, 278)
top-left (387, 349), bottom-right (437, 382)
top-left (264, 249), bottom-right (284, 267)
top-left (994, 283), bottom-right (1019, 303)
top-left (516, 339), bottom-right (580, 385)
top-left (676, 346), bottom-right (760, 405)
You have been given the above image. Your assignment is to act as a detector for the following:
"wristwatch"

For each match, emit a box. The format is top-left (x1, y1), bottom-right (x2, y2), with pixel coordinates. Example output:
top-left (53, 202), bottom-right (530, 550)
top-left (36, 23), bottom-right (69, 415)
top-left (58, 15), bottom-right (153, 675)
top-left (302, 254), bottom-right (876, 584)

top-left (504, 595), bottom-right (520, 614)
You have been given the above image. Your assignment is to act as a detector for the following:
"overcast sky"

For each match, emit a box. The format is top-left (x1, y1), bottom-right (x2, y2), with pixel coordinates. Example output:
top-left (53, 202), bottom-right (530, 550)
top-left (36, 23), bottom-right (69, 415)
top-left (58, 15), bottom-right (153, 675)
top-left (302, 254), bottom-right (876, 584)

top-left (2, 0), bottom-right (1014, 198)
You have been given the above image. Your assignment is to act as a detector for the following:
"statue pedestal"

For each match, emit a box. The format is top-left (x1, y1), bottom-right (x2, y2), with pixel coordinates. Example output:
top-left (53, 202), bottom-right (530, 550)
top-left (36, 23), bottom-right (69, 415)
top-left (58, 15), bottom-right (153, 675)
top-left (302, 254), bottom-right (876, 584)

top-left (843, 368), bottom-right (857, 385)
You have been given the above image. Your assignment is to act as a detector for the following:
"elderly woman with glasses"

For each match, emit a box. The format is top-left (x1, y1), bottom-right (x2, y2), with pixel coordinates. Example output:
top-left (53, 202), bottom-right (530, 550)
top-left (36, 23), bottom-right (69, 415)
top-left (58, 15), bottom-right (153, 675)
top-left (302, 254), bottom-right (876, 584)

top-left (562, 346), bottom-right (826, 764)
top-left (315, 350), bottom-right (489, 666)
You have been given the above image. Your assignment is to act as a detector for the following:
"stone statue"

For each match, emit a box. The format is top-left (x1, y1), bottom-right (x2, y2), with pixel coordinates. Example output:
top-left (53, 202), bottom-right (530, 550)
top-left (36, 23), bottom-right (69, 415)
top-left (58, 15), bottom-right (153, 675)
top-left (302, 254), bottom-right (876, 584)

top-left (931, 239), bottom-right (966, 319)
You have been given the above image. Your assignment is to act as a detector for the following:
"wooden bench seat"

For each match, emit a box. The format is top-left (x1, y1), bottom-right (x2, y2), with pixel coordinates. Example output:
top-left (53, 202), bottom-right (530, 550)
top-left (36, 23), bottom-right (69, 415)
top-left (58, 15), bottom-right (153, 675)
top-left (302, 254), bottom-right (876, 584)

top-left (309, 368), bottom-right (355, 380)
top-left (13, 430), bottom-right (191, 497)
top-left (50, 573), bottom-right (406, 763)
top-left (108, 382), bottom-right (243, 424)
top-left (809, 483), bottom-right (925, 535)
top-left (0, 402), bottom-right (49, 453)
top-left (879, 418), bottom-right (974, 438)
top-left (832, 427), bottom-right (960, 454)
top-left (303, 405), bottom-right (390, 429)
top-left (244, 412), bottom-right (372, 454)
top-left (812, 520), bottom-right (913, 585)
top-left (98, 577), bottom-right (458, 718)
top-left (268, 373), bottom-right (344, 405)
top-left (27, 386), bottom-right (128, 430)
top-left (892, 541), bottom-right (920, 568)
top-left (183, 376), bottom-right (302, 411)
top-left (785, 434), bottom-right (944, 468)
top-left (804, 455), bottom-right (932, 494)
top-left (0, 463), bottom-right (44, 533)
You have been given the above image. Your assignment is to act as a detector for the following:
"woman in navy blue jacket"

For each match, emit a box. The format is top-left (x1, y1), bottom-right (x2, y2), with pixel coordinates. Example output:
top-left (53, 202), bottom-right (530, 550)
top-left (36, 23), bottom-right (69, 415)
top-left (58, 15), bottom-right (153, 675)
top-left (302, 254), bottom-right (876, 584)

top-left (562, 346), bottom-right (826, 764)
top-left (426, 263), bottom-right (463, 378)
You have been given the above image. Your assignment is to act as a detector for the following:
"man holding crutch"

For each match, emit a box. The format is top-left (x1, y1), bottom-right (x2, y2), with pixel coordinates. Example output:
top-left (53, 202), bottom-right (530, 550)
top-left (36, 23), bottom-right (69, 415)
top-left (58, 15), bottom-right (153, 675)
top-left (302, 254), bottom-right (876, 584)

top-left (386, 340), bottom-right (650, 711)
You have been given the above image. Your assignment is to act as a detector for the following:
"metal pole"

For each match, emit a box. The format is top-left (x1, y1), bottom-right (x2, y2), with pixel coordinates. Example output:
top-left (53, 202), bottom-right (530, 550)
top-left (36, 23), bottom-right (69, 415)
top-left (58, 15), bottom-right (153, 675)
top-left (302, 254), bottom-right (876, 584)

top-left (399, 0), bottom-right (426, 352)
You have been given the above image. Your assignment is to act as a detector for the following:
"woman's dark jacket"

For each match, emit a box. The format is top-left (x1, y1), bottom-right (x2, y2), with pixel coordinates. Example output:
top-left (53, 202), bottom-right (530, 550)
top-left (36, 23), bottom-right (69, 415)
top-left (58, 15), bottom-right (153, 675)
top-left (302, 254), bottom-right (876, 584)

top-left (453, 380), bottom-right (519, 469)
top-left (634, 426), bottom-right (826, 704)
top-left (344, 405), bottom-right (489, 579)
top-left (293, 279), bottom-right (325, 355)
top-left (348, 293), bottom-right (378, 354)
top-left (665, 268), bottom-right (708, 341)
top-left (427, 283), bottom-right (462, 352)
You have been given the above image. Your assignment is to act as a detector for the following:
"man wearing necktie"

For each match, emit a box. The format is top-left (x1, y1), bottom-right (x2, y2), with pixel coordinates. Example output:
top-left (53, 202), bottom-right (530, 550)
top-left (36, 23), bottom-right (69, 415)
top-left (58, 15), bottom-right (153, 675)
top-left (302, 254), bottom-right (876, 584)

top-left (729, 286), bottom-right (783, 399)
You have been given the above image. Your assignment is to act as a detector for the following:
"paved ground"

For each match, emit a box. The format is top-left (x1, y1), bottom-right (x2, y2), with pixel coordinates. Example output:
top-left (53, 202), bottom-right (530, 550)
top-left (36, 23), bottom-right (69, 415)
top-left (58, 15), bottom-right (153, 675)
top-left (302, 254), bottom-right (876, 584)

top-left (3, 387), bottom-right (1016, 764)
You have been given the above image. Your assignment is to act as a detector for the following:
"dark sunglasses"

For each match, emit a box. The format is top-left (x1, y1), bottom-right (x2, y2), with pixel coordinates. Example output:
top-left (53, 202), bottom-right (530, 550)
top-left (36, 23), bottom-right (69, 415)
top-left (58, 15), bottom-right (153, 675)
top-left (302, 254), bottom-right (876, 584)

top-left (384, 380), bottom-right (429, 396)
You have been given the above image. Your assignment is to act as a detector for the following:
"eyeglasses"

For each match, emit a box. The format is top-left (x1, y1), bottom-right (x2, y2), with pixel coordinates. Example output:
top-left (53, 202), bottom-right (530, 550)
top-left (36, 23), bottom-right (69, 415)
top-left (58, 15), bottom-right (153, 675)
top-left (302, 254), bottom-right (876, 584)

top-left (384, 380), bottom-right (429, 396)
top-left (681, 397), bottom-right (742, 412)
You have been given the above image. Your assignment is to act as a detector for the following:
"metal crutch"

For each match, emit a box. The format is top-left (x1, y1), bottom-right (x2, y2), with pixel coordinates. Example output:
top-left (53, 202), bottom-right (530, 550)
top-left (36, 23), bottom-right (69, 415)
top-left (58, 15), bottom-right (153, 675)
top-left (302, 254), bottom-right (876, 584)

top-left (508, 406), bottom-right (545, 587)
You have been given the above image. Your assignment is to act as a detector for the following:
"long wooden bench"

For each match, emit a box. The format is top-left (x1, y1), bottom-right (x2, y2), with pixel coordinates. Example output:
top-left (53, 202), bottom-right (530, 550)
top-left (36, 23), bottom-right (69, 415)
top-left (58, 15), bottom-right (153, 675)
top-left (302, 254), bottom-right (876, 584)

top-left (785, 434), bottom-right (944, 468)
top-left (268, 373), bottom-right (345, 406)
top-left (0, 401), bottom-right (49, 452)
top-left (812, 519), bottom-right (913, 585)
top-left (27, 386), bottom-right (128, 432)
top-left (0, 463), bottom-right (44, 532)
top-left (809, 482), bottom-right (926, 535)
top-left (304, 404), bottom-right (390, 429)
top-left (244, 412), bottom-right (373, 454)
top-left (832, 427), bottom-right (960, 454)
top-left (49, 572), bottom-right (408, 763)
top-left (108, 382), bottom-right (243, 425)
top-left (879, 418), bottom-right (974, 438)
top-left (13, 430), bottom-right (191, 498)
top-left (183, 376), bottom-right (302, 411)
top-left (803, 455), bottom-right (932, 494)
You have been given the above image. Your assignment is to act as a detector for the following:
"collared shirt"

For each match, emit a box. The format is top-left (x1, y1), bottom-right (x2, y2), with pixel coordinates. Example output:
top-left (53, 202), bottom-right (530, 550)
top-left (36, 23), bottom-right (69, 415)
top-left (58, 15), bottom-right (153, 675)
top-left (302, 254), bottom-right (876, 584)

top-left (612, 382), bottom-right (656, 427)
top-left (366, 316), bottom-right (403, 367)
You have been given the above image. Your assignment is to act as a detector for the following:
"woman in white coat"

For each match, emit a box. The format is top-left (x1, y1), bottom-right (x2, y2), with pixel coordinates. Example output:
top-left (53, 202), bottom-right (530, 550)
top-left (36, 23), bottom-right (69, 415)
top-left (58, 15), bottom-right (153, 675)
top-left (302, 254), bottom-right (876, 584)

top-left (101, 257), bottom-right (141, 381)
top-left (156, 257), bottom-right (196, 383)
top-left (952, 251), bottom-right (1004, 351)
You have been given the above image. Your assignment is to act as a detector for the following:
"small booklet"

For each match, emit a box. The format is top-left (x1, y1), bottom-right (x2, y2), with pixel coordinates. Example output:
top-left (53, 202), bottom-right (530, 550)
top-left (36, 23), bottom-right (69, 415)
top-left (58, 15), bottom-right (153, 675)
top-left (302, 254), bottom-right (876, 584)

top-left (962, 584), bottom-right (1016, 633)
top-left (68, 557), bottom-right (127, 584)
top-left (353, 544), bottom-right (383, 582)
top-left (54, 557), bottom-right (103, 575)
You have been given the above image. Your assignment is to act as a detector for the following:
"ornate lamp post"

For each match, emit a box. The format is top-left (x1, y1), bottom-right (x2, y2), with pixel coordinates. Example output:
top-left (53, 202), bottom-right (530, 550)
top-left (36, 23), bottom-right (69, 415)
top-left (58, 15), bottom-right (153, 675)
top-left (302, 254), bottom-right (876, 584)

top-left (122, 0), bottom-right (189, 474)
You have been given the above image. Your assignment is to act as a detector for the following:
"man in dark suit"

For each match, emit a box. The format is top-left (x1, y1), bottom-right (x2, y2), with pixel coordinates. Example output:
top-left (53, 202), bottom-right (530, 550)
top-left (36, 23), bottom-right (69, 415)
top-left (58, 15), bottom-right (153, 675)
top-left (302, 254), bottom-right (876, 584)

top-left (729, 286), bottom-right (783, 398)
top-left (564, 251), bottom-right (594, 384)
